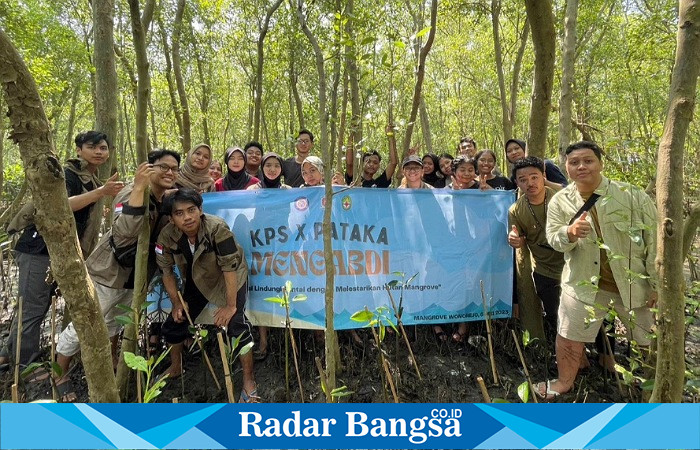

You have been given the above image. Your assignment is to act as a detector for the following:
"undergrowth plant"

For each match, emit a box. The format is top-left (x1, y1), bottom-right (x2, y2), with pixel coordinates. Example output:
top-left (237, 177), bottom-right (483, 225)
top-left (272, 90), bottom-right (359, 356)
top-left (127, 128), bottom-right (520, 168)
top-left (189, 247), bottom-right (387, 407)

top-left (123, 348), bottom-right (171, 403)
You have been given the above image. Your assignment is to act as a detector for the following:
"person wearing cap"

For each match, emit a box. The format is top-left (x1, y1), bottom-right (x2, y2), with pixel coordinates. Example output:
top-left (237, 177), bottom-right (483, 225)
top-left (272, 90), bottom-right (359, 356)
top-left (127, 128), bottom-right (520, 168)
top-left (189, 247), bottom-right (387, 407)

top-left (215, 147), bottom-right (260, 191)
top-left (534, 140), bottom-right (657, 400)
top-left (345, 125), bottom-right (398, 188)
top-left (505, 139), bottom-right (567, 189)
top-left (282, 129), bottom-right (314, 188)
top-left (399, 155), bottom-right (434, 189)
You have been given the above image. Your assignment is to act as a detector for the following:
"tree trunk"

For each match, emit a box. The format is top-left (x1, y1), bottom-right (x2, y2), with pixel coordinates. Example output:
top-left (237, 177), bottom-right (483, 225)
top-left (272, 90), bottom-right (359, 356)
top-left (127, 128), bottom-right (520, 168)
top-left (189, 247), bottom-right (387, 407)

top-left (64, 83), bottom-right (80, 161)
top-left (0, 94), bottom-right (4, 195)
top-left (683, 202), bottom-right (700, 262)
top-left (158, 18), bottom-right (184, 142)
top-left (148, 95), bottom-right (158, 148)
top-left (523, 0), bottom-right (555, 157)
top-left (491, 0), bottom-right (512, 142)
top-left (558, 0), bottom-right (578, 164)
top-left (0, 28), bottom-right (119, 403)
top-left (289, 44), bottom-right (304, 132)
top-left (346, 0), bottom-right (361, 170)
top-left (116, 0), bottom-right (154, 399)
top-left (336, 68), bottom-right (349, 173)
top-left (93, 0), bottom-right (118, 180)
top-left (295, 0), bottom-right (340, 397)
top-left (509, 17), bottom-right (529, 140)
top-left (193, 44), bottom-right (211, 145)
top-left (328, 0), bottom-right (343, 172)
top-left (172, 0), bottom-right (191, 154)
top-left (651, 0), bottom-right (700, 403)
top-left (400, 0), bottom-right (438, 160)
top-left (253, 0), bottom-right (284, 142)
top-left (419, 97), bottom-right (432, 154)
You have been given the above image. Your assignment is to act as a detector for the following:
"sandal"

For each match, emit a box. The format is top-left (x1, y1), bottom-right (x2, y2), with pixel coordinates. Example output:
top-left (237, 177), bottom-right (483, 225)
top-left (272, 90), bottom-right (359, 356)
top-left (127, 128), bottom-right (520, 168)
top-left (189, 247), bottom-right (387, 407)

top-left (239, 386), bottom-right (261, 403)
top-left (56, 378), bottom-right (78, 403)
top-left (253, 347), bottom-right (268, 362)
top-left (433, 326), bottom-right (448, 343)
top-left (533, 379), bottom-right (565, 402)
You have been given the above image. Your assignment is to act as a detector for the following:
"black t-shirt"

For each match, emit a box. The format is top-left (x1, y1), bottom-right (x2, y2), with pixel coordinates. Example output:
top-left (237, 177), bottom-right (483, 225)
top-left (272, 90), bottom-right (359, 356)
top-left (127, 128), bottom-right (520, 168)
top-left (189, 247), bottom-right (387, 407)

top-left (281, 157), bottom-right (304, 188)
top-left (486, 176), bottom-right (516, 190)
top-left (344, 170), bottom-right (391, 188)
top-left (14, 166), bottom-right (95, 255)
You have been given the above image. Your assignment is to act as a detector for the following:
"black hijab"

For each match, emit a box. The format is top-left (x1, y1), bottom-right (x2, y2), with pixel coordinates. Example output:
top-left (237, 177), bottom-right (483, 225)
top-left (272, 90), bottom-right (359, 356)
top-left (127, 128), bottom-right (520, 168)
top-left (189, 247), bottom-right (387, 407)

top-left (422, 153), bottom-right (442, 187)
top-left (222, 147), bottom-right (252, 191)
top-left (260, 152), bottom-right (284, 189)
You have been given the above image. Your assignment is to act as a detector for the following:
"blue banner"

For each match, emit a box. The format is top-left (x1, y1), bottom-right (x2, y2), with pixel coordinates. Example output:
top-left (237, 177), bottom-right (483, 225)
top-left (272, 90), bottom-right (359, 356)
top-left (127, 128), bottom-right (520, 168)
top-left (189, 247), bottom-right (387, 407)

top-left (149, 188), bottom-right (515, 329)
top-left (2, 403), bottom-right (699, 449)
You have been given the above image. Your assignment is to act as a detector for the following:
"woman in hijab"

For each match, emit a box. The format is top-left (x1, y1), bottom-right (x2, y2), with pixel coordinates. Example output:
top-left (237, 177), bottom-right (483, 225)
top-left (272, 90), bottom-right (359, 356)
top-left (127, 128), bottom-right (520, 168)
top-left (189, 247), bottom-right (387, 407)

top-left (175, 143), bottom-right (216, 193)
top-left (215, 147), bottom-right (260, 191)
top-left (248, 152), bottom-right (290, 190)
top-left (422, 153), bottom-right (446, 188)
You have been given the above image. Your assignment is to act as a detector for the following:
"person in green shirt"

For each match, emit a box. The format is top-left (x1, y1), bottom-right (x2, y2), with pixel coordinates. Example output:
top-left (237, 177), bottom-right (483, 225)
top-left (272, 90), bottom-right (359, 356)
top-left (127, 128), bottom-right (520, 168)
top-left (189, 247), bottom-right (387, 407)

top-left (535, 141), bottom-right (657, 400)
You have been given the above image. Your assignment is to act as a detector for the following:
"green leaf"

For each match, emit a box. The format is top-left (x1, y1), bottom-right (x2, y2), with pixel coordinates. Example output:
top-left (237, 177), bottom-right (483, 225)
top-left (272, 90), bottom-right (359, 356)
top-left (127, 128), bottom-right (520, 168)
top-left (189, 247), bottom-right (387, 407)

top-left (123, 351), bottom-right (148, 373)
top-left (199, 329), bottom-right (208, 339)
top-left (391, 271), bottom-right (405, 277)
top-left (386, 280), bottom-right (400, 288)
top-left (264, 296), bottom-right (285, 305)
top-left (115, 304), bottom-right (133, 312)
top-left (115, 315), bottom-right (134, 326)
top-left (405, 273), bottom-right (419, 286)
top-left (415, 26), bottom-right (431, 39)
top-left (292, 294), bottom-right (308, 302)
top-left (350, 310), bottom-right (374, 322)
top-left (640, 379), bottom-right (655, 391)
top-left (522, 329), bottom-right (531, 347)
top-left (50, 362), bottom-right (63, 378)
top-left (517, 381), bottom-right (530, 403)
top-left (238, 341), bottom-right (254, 356)
top-left (21, 362), bottom-right (43, 378)
top-left (360, 36), bottom-right (375, 46)
top-left (394, 40), bottom-right (405, 49)
top-left (285, 280), bottom-right (293, 294)
top-left (141, 301), bottom-right (155, 310)
top-left (379, 323), bottom-right (385, 342)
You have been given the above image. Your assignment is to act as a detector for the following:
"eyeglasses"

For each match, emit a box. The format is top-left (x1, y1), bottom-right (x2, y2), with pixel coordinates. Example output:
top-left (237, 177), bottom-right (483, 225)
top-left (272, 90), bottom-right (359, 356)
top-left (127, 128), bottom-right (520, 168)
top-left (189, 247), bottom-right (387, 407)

top-left (297, 139), bottom-right (311, 145)
top-left (154, 164), bottom-right (180, 174)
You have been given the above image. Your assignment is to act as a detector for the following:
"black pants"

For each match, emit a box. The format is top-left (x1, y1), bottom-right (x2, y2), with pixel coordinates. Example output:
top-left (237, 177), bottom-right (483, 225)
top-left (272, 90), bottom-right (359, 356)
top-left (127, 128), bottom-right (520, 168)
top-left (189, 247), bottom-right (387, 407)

top-left (161, 282), bottom-right (252, 346)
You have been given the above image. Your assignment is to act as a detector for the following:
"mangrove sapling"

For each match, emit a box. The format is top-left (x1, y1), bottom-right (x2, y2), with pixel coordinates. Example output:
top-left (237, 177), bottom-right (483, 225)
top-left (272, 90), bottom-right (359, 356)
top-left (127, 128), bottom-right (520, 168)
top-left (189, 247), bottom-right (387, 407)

top-left (510, 330), bottom-right (537, 403)
top-left (177, 292), bottom-right (221, 391)
top-left (350, 306), bottom-right (399, 402)
top-left (315, 356), bottom-right (354, 403)
top-left (385, 272), bottom-right (421, 380)
top-left (220, 330), bottom-right (254, 402)
top-left (123, 348), bottom-right (171, 403)
top-left (264, 280), bottom-right (307, 402)
top-left (479, 281), bottom-right (499, 385)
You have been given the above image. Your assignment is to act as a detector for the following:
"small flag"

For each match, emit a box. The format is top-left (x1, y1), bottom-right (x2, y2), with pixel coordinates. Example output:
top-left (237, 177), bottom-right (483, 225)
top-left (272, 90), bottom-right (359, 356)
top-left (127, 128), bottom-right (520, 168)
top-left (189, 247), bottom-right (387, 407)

top-left (114, 203), bottom-right (123, 214)
top-left (155, 244), bottom-right (163, 255)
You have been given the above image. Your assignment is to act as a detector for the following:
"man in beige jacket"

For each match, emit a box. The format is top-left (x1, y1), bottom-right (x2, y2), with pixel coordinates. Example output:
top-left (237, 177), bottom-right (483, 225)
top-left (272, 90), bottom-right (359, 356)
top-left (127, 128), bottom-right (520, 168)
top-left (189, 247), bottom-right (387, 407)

top-left (536, 141), bottom-right (657, 400)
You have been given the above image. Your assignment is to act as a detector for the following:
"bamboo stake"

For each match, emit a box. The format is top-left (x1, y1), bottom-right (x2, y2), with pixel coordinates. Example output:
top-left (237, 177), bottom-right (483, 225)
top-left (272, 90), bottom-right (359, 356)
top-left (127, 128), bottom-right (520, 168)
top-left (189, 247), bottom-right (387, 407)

top-left (385, 286), bottom-right (421, 380)
top-left (480, 281), bottom-right (499, 385)
top-left (601, 327), bottom-right (624, 397)
top-left (368, 323), bottom-right (399, 403)
top-left (12, 296), bottom-right (23, 402)
top-left (511, 330), bottom-right (538, 403)
top-left (50, 296), bottom-right (57, 402)
top-left (315, 356), bottom-right (331, 403)
top-left (177, 292), bottom-right (221, 390)
top-left (217, 332), bottom-right (236, 403)
top-left (136, 371), bottom-right (142, 403)
top-left (476, 376), bottom-right (491, 403)
top-left (284, 301), bottom-right (304, 403)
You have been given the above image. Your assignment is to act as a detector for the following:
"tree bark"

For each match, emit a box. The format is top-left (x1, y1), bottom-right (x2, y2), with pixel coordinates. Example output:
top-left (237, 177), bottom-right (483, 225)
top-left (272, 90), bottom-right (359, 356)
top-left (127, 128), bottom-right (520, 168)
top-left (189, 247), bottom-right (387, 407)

top-left (558, 0), bottom-right (578, 164)
top-left (651, 0), bottom-right (700, 403)
top-left (295, 0), bottom-right (340, 397)
top-left (0, 28), bottom-right (119, 403)
top-left (346, 0), bottom-right (362, 169)
top-left (116, 0), bottom-right (154, 399)
top-left (523, 0), bottom-right (556, 157)
top-left (683, 202), bottom-right (700, 261)
top-left (289, 43), bottom-right (305, 132)
top-left (0, 94), bottom-right (4, 194)
top-left (253, 0), bottom-right (284, 141)
top-left (157, 18), bottom-right (184, 142)
top-left (172, 0), bottom-right (191, 154)
top-left (336, 68), bottom-right (349, 173)
top-left (93, 0), bottom-right (119, 180)
top-left (328, 0), bottom-right (343, 172)
top-left (492, 0), bottom-right (511, 142)
top-left (192, 39), bottom-right (211, 145)
top-left (400, 0), bottom-right (437, 160)
top-left (64, 83), bottom-right (80, 161)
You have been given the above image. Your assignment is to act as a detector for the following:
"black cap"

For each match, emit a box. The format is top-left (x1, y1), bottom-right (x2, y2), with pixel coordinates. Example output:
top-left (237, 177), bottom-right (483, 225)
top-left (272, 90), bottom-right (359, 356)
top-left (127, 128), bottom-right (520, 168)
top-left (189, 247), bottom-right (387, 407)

top-left (402, 155), bottom-right (423, 168)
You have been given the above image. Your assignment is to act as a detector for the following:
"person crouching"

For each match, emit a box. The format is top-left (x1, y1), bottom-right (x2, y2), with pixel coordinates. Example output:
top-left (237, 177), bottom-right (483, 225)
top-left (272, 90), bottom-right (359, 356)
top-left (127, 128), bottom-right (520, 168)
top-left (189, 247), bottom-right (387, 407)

top-left (156, 188), bottom-right (258, 402)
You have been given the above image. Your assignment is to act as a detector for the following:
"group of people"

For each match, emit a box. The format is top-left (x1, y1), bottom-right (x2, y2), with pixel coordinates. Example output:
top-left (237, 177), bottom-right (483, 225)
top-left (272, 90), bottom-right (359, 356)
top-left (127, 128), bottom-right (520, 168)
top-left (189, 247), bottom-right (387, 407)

top-left (0, 126), bottom-right (658, 403)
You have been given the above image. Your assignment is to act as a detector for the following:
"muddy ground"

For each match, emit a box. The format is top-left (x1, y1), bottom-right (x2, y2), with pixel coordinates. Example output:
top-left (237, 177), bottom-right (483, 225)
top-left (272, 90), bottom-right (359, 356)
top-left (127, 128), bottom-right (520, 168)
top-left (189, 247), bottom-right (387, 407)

top-left (1, 255), bottom-right (699, 404)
